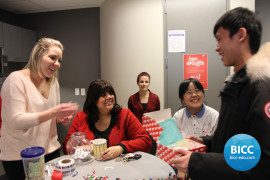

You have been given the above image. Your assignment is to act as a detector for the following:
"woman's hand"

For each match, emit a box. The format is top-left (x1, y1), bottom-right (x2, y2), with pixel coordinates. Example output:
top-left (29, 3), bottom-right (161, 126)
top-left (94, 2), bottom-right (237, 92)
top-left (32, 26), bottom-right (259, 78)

top-left (55, 102), bottom-right (79, 125)
top-left (99, 146), bottom-right (123, 161)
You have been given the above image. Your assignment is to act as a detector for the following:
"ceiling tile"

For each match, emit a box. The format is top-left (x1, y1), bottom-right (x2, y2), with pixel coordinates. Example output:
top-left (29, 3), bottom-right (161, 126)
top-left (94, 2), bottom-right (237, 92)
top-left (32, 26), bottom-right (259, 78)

top-left (0, 0), bottom-right (45, 14)
top-left (32, 0), bottom-right (104, 9)
top-left (0, 0), bottom-right (105, 14)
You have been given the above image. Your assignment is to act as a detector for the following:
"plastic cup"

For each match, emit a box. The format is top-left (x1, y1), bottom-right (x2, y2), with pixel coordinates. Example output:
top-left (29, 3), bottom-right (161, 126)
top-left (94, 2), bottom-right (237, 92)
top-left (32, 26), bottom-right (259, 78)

top-left (20, 146), bottom-right (45, 180)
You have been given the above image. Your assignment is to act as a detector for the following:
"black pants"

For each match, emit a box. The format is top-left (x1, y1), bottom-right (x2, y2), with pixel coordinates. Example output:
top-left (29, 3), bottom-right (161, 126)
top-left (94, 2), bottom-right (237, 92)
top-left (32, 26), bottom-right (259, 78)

top-left (148, 133), bottom-right (157, 155)
top-left (2, 149), bottom-right (60, 180)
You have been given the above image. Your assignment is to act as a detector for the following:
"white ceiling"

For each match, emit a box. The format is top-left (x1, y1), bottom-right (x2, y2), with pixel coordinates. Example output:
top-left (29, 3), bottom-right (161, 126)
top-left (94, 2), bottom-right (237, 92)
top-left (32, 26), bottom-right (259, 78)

top-left (0, 0), bottom-right (105, 14)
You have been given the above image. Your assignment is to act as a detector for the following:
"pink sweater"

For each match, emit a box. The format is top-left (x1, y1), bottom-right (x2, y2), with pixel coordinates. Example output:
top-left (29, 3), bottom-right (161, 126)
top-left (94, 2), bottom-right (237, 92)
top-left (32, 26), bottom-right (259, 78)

top-left (0, 70), bottom-right (61, 160)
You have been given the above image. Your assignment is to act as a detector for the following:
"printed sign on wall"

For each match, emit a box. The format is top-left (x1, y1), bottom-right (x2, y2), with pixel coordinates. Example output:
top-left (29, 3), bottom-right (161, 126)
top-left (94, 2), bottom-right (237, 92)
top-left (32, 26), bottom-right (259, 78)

top-left (168, 30), bottom-right (185, 52)
top-left (183, 54), bottom-right (208, 89)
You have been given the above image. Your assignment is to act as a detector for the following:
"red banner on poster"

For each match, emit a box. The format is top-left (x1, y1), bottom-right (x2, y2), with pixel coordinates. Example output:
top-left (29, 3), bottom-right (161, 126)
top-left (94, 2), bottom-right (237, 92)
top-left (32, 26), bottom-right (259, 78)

top-left (183, 54), bottom-right (208, 89)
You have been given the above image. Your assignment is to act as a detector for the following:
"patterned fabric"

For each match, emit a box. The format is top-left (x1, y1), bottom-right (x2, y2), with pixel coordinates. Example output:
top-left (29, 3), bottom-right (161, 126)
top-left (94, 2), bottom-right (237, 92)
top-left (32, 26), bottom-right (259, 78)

top-left (142, 116), bottom-right (205, 165)
top-left (173, 104), bottom-right (219, 137)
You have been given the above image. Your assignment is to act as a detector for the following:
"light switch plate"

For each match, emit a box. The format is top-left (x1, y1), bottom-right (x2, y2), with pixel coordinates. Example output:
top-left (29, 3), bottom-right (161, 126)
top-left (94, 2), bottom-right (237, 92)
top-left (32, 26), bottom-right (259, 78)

top-left (81, 88), bottom-right (86, 96)
top-left (75, 88), bottom-right (80, 95)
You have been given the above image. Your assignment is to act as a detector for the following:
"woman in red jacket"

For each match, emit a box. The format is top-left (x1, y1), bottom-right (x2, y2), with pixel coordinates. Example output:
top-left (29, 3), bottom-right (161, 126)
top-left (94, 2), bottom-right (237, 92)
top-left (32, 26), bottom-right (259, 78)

top-left (128, 72), bottom-right (160, 122)
top-left (64, 79), bottom-right (151, 160)
top-left (128, 72), bottom-right (160, 155)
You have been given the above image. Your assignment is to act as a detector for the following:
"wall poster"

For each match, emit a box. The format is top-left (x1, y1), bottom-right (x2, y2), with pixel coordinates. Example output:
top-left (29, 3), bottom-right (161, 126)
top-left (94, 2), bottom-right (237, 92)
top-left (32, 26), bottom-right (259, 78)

top-left (183, 54), bottom-right (208, 89)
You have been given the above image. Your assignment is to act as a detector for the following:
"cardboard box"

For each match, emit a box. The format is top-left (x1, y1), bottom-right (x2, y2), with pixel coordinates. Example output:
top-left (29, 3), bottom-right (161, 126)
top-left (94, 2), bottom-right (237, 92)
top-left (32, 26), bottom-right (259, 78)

top-left (142, 113), bottom-right (206, 165)
top-left (156, 139), bottom-right (206, 165)
top-left (176, 139), bottom-right (206, 152)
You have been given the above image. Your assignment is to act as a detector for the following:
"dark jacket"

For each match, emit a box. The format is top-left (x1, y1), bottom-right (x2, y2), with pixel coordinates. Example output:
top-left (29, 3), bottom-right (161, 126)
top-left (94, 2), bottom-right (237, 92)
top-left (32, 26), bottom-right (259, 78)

top-left (189, 46), bottom-right (270, 180)
top-left (128, 90), bottom-right (160, 122)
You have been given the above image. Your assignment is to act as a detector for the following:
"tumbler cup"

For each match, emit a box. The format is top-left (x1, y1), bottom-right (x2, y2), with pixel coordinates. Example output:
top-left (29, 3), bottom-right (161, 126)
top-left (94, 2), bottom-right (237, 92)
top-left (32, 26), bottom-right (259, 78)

top-left (21, 146), bottom-right (45, 180)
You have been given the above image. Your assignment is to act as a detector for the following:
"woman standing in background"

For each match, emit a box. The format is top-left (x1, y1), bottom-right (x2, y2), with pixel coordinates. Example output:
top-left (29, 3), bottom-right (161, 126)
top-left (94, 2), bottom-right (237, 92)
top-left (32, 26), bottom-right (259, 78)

top-left (128, 72), bottom-right (160, 122)
top-left (0, 37), bottom-right (78, 179)
top-left (128, 72), bottom-right (160, 155)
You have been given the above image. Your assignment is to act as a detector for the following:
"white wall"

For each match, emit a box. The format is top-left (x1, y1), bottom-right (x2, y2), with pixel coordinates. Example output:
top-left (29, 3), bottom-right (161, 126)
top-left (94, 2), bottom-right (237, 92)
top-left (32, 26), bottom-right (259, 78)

top-left (228, 0), bottom-right (255, 10)
top-left (100, 0), bottom-right (164, 108)
top-left (256, 0), bottom-right (270, 43)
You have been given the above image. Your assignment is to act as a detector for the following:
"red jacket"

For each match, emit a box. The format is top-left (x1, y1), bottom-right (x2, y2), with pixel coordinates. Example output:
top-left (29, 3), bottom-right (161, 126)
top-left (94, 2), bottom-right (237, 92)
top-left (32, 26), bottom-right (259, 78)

top-left (128, 90), bottom-right (160, 122)
top-left (63, 108), bottom-right (151, 154)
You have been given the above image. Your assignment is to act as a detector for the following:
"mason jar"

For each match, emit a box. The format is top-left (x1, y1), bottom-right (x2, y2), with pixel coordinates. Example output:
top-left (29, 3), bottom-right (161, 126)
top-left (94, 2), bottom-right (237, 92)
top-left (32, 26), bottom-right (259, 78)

top-left (66, 132), bottom-right (93, 164)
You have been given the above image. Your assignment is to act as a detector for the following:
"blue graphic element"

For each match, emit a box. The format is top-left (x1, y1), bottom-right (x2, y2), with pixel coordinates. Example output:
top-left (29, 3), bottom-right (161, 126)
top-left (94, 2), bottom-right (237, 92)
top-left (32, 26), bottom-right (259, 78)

top-left (224, 134), bottom-right (261, 171)
top-left (158, 118), bottom-right (183, 146)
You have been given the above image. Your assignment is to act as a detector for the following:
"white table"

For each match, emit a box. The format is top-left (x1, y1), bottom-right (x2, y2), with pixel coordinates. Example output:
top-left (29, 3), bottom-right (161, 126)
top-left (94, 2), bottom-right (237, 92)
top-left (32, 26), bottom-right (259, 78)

top-left (45, 152), bottom-right (175, 179)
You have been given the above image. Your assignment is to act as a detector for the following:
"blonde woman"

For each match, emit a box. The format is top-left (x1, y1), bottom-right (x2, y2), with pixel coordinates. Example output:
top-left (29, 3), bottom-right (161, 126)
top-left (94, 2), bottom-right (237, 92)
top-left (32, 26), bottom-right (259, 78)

top-left (0, 37), bottom-right (78, 179)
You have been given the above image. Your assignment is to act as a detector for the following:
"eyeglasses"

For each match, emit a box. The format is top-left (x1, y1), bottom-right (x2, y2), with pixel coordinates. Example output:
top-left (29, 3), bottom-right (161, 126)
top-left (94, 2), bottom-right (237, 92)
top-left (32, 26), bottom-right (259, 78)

top-left (184, 89), bottom-right (203, 97)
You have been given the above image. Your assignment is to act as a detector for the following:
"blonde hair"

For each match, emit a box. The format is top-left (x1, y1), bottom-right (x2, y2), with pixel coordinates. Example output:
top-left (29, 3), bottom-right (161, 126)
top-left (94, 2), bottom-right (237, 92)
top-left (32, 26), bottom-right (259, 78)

top-left (25, 37), bottom-right (64, 81)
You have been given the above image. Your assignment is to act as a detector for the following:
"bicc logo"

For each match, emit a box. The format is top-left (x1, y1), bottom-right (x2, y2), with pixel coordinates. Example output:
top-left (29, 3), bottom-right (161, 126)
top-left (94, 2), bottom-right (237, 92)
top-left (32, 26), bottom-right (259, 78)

top-left (224, 134), bottom-right (261, 171)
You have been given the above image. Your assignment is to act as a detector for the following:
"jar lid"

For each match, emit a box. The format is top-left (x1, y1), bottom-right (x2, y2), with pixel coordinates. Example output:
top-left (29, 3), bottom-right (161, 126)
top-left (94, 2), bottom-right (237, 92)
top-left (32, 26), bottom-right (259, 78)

top-left (92, 138), bottom-right (107, 145)
top-left (71, 132), bottom-right (86, 137)
top-left (21, 146), bottom-right (45, 158)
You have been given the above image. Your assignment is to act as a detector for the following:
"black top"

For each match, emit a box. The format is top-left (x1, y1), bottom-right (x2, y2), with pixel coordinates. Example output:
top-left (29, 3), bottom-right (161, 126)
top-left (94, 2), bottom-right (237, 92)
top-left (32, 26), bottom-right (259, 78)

top-left (90, 116), bottom-right (116, 145)
top-left (189, 66), bottom-right (270, 179)
top-left (141, 103), bottom-right (147, 111)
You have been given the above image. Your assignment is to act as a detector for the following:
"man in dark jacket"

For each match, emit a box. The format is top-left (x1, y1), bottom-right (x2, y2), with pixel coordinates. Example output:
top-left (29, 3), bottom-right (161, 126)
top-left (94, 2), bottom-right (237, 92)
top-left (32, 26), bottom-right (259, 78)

top-left (171, 7), bottom-right (270, 179)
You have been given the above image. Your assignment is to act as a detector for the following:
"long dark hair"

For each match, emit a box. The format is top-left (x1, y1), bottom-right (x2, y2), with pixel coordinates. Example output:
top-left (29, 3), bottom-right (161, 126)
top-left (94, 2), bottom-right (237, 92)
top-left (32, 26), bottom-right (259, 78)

top-left (83, 79), bottom-right (121, 127)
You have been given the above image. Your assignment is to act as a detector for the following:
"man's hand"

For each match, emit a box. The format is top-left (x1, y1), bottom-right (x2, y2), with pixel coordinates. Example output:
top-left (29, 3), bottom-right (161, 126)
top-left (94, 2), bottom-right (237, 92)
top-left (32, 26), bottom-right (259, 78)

top-left (171, 147), bottom-right (192, 173)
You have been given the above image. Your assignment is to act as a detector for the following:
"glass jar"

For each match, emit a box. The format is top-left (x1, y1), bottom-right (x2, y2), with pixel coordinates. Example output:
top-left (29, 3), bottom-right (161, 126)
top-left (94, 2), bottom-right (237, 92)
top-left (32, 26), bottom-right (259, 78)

top-left (66, 132), bottom-right (93, 165)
